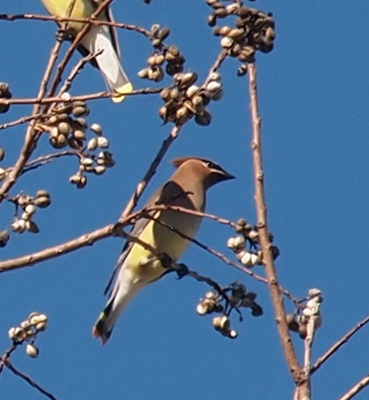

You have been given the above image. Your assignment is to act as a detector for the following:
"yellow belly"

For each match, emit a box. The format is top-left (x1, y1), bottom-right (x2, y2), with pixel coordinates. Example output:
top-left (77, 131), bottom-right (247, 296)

top-left (127, 212), bottom-right (201, 282)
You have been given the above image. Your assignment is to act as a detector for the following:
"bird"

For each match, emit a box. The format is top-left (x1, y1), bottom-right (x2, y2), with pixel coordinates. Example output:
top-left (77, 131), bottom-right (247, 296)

top-left (40, 0), bottom-right (132, 102)
top-left (93, 156), bottom-right (234, 344)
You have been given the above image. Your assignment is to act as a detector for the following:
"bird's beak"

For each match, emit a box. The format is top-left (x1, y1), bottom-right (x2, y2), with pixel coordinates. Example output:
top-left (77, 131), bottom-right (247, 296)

top-left (223, 171), bottom-right (235, 180)
top-left (206, 169), bottom-right (235, 188)
top-left (217, 168), bottom-right (235, 181)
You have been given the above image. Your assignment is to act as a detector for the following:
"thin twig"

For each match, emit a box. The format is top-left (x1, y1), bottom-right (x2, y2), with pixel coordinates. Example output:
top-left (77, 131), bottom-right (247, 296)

top-left (185, 269), bottom-right (224, 294)
top-left (147, 210), bottom-right (300, 305)
top-left (0, 10), bottom-right (68, 202)
top-left (336, 374), bottom-right (369, 400)
top-left (247, 62), bottom-right (302, 383)
top-left (0, 223), bottom-right (116, 272)
top-left (151, 204), bottom-right (236, 228)
top-left (0, 343), bottom-right (17, 375)
top-left (0, 13), bottom-right (150, 38)
top-left (57, 49), bottom-right (104, 96)
top-left (22, 150), bottom-right (78, 174)
top-left (311, 314), bottom-right (369, 374)
top-left (5, 360), bottom-right (58, 400)
top-left (302, 317), bottom-right (317, 400)
top-left (202, 49), bottom-right (228, 87)
top-left (0, 113), bottom-right (45, 131)
top-left (0, 87), bottom-right (162, 106)
top-left (119, 124), bottom-right (182, 221)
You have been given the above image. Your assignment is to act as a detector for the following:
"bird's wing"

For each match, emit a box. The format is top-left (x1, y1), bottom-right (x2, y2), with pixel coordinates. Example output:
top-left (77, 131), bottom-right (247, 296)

top-left (106, 6), bottom-right (121, 59)
top-left (103, 180), bottom-right (192, 296)
top-left (65, 1), bottom-right (119, 70)
top-left (41, 0), bottom-right (109, 70)
top-left (76, 0), bottom-right (114, 69)
top-left (103, 186), bottom-right (164, 296)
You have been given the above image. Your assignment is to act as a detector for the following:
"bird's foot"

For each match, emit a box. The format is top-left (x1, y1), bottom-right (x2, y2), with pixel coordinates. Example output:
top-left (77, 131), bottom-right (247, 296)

top-left (160, 253), bottom-right (188, 279)
top-left (56, 28), bottom-right (71, 43)
top-left (160, 253), bottom-right (173, 269)
top-left (175, 263), bottom-right (189, 279)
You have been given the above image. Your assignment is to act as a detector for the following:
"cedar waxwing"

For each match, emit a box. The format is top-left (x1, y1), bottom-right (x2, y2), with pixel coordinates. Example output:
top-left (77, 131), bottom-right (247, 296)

top-left (40, 0), bottom-right (132, 102)
top-left (93, 157), bottom-right (234, 344)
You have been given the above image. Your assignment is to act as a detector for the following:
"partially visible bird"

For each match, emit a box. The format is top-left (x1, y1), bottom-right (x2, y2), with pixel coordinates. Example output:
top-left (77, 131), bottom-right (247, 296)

top-left (93, 156), bottom-right (234, 344)
top-left (40, 0), bottom-right (132, 102)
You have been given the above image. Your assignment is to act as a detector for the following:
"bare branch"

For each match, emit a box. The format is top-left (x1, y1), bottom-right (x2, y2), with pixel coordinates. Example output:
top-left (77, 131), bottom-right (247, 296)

top-left (336, 374), bottom-right (369, 400)
top-left (119, 124), bottom-right (182, 221)
top-left (22, 150), bottom-right (78, 174)
top-left (0, 11), bottom-right (67, 201)
top-left (57, 49), bottom-right (104, 96)
top-left (247, 62), bottom-right (302, 383)
top-left (0, 113), bottom-right (45, 131)
top-left (0, 13), bottom-right (151, 38)
top-left (146, 208), bottom-right (300, 305)
top-left (203, 49), bottom-right (228, 87)
top-left (0, 87), bottom-right (162, 106)
top-left (0, 344), bottom-right (17, 375)
top-left (301, 315), bottom-right (319, 400)
top-left (311, 314), bottom-right (369, 374)
top-left (0, 223), bottom-right (116, 272)
top-left (5, 360), bottom-right (58, 400)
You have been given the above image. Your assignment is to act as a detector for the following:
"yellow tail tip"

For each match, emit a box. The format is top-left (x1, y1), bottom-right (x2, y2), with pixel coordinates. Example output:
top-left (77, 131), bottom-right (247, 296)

top-left (112, 82), bottom-right (133, 103)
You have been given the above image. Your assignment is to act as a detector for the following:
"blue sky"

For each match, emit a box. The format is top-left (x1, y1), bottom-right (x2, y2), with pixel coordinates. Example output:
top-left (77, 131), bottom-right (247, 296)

top-left (1, 1), bottom-right (369, 399)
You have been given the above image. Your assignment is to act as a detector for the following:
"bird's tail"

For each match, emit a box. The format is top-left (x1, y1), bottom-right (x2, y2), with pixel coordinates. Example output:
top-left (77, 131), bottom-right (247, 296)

top-left (82, 26), bottom-right (133, 103)
top-left (93, 274), bottom-right (144, 344)
top-left (92, 302), bottom-right (115, 345)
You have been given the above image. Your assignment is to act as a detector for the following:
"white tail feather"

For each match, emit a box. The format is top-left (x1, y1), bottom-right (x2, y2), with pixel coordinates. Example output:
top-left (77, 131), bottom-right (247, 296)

top-left (93, 267), bottom-right (145, 343)
top-left (81, 25), bottom-right (132, 102)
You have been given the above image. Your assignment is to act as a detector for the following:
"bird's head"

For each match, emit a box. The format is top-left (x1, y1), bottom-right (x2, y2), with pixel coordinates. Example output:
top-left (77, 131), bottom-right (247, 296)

top-left (171, 157), bottom-right (235, 190)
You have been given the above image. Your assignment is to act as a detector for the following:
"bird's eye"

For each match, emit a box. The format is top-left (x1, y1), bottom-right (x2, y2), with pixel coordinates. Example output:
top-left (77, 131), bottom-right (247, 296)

top-left (204, 161), bottom-right (217, 169)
